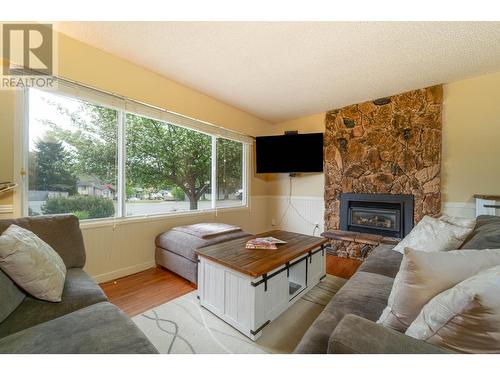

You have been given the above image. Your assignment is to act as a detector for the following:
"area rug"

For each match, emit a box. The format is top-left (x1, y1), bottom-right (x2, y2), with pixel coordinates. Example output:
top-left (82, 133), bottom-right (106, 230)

top-left (132, 274), bottom-right (346, 354)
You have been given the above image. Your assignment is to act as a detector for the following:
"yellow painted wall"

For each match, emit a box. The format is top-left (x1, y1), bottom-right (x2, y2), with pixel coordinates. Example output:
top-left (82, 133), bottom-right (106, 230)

top-left (0, 90), bottom-right (15, 207)
top-left (442, 72), bottom-right (500, 203)
top-left (56, 34), bottom-right (271, 137)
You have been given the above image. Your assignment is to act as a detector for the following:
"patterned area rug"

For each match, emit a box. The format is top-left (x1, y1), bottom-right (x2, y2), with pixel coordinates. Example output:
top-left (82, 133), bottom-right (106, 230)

top-left (132, 274), bottom-right (346, 354)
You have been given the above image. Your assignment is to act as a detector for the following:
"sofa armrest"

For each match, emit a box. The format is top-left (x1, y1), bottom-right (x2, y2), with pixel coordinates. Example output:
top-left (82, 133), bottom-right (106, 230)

top-left (328, 314), bottom-right (452, 354)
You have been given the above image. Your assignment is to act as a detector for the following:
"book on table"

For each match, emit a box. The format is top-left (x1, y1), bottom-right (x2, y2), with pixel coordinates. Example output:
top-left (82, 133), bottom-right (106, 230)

top-left (245, 237), bottom-right (287, 250)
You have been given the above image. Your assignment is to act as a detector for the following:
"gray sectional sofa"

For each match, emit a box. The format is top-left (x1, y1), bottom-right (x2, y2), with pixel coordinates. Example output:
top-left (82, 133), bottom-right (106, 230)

top-left (294, 215), bottom-right (500, 354)
top-left (0, 215), bottom-right (158, 354)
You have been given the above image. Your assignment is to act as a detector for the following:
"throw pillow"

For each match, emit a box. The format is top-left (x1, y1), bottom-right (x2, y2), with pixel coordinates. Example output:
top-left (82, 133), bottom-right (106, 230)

top-left (460, 215), bottom-right (500, 250)
top-left (438, 214), bottom-right (476, 229)
top-left (406, 265), bottom-right (500, 353)
top-left (377, 247), bottom-right (500, 332)
top-left (0, 269), bottom-right (25, 323)
top-left (0, 224), bottom-right (66, 302)
top-left (392, 215), bottom-right (473, 254)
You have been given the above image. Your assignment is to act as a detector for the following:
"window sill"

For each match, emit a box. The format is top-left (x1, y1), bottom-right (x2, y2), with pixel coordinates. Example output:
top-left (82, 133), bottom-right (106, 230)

top-left (79, 204), bottom-right (249, 230)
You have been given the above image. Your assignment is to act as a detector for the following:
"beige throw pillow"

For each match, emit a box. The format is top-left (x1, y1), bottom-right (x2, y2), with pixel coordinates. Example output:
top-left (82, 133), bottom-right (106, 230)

top-left (0, 224), bottom-right (66, 302)
top-left (438, 214), bottom-right (476, 229)
top-left (406, 265), bottom-right (500, 353)
top-left (392, 215), bottom-right (474, 254)
top-left (377, 248), bottom-right (500, 332)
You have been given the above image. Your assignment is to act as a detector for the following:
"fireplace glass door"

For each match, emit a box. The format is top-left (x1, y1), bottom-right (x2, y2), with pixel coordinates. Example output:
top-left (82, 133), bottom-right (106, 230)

top-left (349, 207), bottom-right (400, 233)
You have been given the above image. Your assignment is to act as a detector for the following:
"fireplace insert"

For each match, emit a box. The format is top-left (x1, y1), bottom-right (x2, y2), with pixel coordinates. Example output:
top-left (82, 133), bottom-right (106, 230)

top-left (340, 193), bottom-right (414, 238)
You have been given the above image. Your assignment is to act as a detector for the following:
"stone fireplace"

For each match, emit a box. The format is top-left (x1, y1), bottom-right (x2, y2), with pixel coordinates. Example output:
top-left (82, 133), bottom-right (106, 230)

top-left (324, 85), bottom-right (442, 259)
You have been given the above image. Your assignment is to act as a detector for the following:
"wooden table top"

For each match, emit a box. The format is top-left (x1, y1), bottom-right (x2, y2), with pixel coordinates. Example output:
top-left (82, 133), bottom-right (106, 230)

top-left (196, 230), bottom-right (328, 278)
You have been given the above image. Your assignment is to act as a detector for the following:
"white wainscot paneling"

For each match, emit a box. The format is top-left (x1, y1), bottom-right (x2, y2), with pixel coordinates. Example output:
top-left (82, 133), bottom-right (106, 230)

top-left (81, 201), bottom-right (272, 283)
top-left (0, 205), bottom-right (14, 214)
top-left (266, 196), bottom-right (324, 237)
top-left (442, 202), bottom-right (476, 218)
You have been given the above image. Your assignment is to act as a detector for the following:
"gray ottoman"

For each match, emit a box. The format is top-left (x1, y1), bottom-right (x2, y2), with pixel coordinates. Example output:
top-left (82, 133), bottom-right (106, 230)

top-left (155, 223), bottom-right (250, 284)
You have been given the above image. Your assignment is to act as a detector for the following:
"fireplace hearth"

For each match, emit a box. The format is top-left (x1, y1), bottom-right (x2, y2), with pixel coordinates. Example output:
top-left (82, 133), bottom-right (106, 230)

top-left (340, 193), bottom-right (414, 239)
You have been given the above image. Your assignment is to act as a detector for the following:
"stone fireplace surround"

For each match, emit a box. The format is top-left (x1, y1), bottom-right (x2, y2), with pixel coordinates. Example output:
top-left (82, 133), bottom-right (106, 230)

top-left (323, 85), bottom-right (443, 259)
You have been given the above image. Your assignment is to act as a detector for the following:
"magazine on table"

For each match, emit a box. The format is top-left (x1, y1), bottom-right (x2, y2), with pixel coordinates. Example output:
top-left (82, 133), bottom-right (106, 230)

top-left (245, 237), bottom-right (287, 250)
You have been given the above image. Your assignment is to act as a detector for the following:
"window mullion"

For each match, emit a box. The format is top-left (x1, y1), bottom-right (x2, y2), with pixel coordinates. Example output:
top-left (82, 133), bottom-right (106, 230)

top-left (211, 136), bottom-right (217, 210)
top-left (19, 88), bottom-right (30, 217)
top-left (243, 143), bottom-right (249, 207)
top-left (117, 111), bottom-right (126, 218)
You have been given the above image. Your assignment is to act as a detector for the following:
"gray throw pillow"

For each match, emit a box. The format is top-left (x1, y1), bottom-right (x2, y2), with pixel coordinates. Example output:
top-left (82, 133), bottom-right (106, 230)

top-left (0, 269), bottom-right (25, 323)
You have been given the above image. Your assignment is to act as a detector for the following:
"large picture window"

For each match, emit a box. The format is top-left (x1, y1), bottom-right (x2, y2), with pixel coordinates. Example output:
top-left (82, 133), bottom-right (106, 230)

top-left (125, 113), bottom-right (212, 216)
top-left (25, 84), bottom-right (248, 221)
top-left (28, 89), bottom-right (118, 220)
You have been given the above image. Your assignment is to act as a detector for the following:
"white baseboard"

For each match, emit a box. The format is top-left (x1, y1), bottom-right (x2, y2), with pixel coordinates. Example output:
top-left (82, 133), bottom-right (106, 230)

top-left (90, 260), bottom-right (156, 283)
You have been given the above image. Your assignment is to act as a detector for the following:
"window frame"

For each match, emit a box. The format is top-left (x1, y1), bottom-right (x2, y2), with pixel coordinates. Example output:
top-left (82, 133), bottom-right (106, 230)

top-left (18, 81), bottom-right (250, 223)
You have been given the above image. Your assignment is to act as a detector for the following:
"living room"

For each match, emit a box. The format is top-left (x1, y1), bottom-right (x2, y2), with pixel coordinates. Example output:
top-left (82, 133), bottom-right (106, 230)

top-left (2, 1), bottom-right (500, 373)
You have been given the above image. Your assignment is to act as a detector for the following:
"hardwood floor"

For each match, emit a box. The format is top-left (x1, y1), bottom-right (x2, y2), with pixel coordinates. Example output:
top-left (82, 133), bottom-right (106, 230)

top-left (100, 255), bottom-right (361, 317)
top-left (99, 267), bottom-right (195, 317)
top-left (326, 254), bottom-right (362, 279)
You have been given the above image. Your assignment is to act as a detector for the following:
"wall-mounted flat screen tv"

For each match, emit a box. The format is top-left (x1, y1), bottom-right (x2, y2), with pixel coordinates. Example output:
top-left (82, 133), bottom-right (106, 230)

top-left (256, 133), bottom-right (323, 173)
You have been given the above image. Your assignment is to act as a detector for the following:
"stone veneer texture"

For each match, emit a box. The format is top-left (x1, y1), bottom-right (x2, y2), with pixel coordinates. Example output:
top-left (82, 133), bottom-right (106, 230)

top-left (324, 85), bottom-right (443, 258)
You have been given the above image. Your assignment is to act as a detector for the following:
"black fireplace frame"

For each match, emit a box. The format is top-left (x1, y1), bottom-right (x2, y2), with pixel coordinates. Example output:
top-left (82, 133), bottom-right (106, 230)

top-left (339, 193), bottom-right (414, 238)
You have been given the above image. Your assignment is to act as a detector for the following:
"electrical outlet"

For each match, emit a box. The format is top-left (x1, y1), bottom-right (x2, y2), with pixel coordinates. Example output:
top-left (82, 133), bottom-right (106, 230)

top-left (312, 223), bottom-right (320, 236)
top-left (271, 218), bottom-right (276, 226)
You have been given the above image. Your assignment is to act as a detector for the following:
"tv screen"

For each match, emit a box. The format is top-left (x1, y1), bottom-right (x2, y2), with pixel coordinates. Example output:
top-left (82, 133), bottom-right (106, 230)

top-left (256, 133), bottom-right (323, 173)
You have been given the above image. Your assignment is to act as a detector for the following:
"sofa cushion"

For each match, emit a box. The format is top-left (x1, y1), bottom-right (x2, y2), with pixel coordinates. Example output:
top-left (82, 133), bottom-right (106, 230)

top-left (357, 244), bottom-right (402, 278)
top-left (0, 270), bottom-right (25, 323)
top-left (0, 215), bottom-right (85, 269)
top-left (156, 228), bottom-right (250, 262)
top-left (294, 271), bottom-right (394, 353)
top-left (461, 215), bottom-right (500, 250)
top-left (328, 314), bottom-right (451, 354)
top-left (0, 268), bottom-right (107, 338)
top-left (0, 302), bottom-right (158, 354)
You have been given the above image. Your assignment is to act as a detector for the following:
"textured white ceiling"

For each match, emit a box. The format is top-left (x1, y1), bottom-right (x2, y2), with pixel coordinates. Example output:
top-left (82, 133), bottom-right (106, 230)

top-left (55, 22), bottom-right (500, 123)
